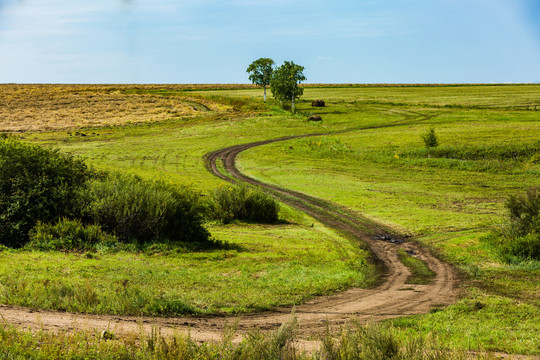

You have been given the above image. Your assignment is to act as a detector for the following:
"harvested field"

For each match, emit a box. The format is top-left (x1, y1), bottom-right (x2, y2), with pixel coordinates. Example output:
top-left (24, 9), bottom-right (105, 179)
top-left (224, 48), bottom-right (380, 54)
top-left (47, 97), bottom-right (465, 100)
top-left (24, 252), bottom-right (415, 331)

top-left (0, 84), bottom-right (234, 131)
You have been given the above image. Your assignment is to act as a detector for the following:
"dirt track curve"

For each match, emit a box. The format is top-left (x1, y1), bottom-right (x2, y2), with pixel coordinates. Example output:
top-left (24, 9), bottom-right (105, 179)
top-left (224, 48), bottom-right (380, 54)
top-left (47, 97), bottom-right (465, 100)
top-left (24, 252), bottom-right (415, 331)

top-left (0, 131), bottom-right (457, 347)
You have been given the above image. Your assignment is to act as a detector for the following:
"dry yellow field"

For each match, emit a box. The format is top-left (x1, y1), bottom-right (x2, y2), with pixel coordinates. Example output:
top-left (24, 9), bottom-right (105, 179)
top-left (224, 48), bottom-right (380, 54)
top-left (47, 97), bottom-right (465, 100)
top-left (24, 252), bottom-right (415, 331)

top-left (0, 84), bottom-right (242, 131)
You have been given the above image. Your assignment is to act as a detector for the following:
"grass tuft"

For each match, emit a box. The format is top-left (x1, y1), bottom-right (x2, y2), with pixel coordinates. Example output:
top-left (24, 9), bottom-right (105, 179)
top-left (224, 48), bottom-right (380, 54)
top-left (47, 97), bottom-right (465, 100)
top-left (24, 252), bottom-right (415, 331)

top-left (397, 249), bottom-right (436, 285)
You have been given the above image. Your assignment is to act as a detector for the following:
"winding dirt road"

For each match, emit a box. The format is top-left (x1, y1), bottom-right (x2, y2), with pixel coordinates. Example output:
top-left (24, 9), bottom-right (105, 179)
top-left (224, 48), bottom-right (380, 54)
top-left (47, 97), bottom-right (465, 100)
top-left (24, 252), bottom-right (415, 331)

top-left (0, 130), bottom-right (457, 347)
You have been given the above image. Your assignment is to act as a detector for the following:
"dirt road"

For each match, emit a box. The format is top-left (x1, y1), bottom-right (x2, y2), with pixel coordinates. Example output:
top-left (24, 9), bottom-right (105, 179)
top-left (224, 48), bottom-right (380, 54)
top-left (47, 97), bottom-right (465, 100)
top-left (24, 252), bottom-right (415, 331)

top-left (0, 132), bottom-right (457, 346)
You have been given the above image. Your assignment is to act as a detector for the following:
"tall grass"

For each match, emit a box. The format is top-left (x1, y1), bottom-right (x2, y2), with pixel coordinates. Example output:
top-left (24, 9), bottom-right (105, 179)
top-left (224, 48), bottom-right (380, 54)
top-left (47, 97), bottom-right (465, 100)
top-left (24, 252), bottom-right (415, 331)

top-left (318, 321), bottom-right (469, 360)
top-left (0, 317), bottom-right (490, 360)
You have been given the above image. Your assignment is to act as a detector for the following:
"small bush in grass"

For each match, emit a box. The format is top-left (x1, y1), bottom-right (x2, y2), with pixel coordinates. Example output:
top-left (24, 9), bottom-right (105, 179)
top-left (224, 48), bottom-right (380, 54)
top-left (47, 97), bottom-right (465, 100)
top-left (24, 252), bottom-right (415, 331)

top-left (209, 184), bottom-right (279, 224)
top-left (495, 233), bottom-right (540, 261)
top-left (82, 173), bottom-right (210, 245)
top-left (486, 188), bottom-right (540, 261)
top-left (506, 188), bottom-right (540, 237)
top-left (0, 139), bottom-right (92, 248)
top-left (421, 127), bottom-right (439, 148)
top-left (27, 218), bottom-right (117, 252)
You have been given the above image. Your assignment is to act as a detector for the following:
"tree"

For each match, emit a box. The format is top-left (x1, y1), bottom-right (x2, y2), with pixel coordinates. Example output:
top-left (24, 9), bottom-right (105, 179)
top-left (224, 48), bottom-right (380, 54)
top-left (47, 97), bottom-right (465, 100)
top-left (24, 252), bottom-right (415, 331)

top-left (270, 61), bottom-right (306, 113)
top-left (421, 128), bottom-right (439, 148)
top-left (246, 58), bottom-right (275, 102)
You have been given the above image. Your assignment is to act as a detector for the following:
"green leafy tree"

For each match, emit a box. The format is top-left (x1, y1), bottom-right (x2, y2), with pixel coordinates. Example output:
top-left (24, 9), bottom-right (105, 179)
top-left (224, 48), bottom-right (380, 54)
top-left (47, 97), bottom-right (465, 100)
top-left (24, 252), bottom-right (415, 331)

top-left (246, 58), bottom-right (275, 102)
top-left (270, 61), bottom-right (306, 113)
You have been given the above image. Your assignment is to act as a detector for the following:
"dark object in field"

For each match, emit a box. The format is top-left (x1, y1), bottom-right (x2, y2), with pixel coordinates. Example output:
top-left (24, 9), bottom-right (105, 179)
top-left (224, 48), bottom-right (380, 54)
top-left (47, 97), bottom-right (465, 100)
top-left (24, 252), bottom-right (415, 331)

top-left (311, 100), bottom-right (325, 107)
top-left (308, 114), bottom-right (322, 122)
top-left (375, 234), bottom-right (404, 244)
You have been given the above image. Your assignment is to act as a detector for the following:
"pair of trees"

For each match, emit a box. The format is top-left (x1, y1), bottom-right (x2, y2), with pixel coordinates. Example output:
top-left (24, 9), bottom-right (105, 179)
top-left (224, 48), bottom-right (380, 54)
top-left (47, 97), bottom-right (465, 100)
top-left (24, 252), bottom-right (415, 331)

top-left (246, 58), bottom-right (306, 113)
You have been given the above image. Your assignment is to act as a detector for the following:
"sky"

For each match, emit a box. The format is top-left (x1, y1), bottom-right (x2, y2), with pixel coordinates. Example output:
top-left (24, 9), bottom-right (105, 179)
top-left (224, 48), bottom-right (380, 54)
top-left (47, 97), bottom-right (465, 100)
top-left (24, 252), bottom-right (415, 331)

top-left (0, 0), bottom-right (539, 83)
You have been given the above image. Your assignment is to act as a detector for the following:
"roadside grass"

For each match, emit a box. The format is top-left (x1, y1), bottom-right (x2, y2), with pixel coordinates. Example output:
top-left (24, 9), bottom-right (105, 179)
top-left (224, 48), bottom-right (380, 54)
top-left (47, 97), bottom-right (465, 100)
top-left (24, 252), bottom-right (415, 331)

top-left (390, 289), bottom-right (540, 355)
top-left (0, 318), bottom-right (494, 360)
top-left (0, 222), bottom-right (374, 315)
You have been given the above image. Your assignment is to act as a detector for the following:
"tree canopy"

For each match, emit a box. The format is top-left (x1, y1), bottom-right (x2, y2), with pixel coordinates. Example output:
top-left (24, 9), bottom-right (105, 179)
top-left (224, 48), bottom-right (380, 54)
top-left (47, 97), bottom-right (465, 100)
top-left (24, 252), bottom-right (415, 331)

top-left (246, 58), bottom-right (275, 102)
top-left (270, 61), bottom-right (306, 113)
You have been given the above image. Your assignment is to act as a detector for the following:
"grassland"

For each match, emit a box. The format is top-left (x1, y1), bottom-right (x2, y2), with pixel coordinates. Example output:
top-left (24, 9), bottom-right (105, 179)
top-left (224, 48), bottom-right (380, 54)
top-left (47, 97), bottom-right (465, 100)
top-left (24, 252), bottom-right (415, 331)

top-left (233, 86), bottom-right (540, 354)
top-left (0, 84), bottom-right (377, 316)
top-left (0, 84), bottom-right (539, 356)
top-left (0, 223), bottom-right (373, 315)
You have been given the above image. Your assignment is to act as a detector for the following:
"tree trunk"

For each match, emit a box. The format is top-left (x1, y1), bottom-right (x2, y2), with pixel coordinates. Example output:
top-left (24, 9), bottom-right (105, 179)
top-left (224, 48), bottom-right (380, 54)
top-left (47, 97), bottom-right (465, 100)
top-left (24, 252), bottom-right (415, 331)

top-left (291, 95), bottom-right (295, 113)
top-left (263, 86), bottom-right (267, 102)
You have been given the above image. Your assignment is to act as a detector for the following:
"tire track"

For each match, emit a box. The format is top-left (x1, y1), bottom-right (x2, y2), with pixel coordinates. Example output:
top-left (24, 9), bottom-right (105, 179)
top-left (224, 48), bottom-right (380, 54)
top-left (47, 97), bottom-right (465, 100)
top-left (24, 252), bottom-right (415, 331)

top-left (202, 126), bottom-right (457, 335)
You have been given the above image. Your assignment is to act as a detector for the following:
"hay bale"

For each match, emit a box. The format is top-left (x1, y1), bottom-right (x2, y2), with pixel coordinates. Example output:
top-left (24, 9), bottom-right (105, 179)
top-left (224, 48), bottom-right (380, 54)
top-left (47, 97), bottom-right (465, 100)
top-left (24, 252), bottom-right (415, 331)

top-left (311, 100), bottom-right (325, 107)
top-left (308, 114), bottom-right (322, 121)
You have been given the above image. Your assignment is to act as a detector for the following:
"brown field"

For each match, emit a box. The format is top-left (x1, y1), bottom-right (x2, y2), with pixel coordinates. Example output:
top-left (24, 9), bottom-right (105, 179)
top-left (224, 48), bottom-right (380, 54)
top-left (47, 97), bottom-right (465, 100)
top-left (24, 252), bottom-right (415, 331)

top-left (0, 84), bottom-right (241, 132)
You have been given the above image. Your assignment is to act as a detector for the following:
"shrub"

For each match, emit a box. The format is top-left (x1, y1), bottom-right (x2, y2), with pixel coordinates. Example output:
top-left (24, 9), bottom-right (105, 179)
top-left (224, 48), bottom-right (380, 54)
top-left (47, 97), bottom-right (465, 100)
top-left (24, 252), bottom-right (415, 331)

top-left (27, 218), bottom-right (117, 252)
top-left (487, 188), bottom-right (540, 261)
top-left (0, 139), bottom-right (92, 248)
top-left (506, 188), bottom-right (540, 237)
top-left (82, 173), bottom-right (209, 245)
top-left (209, 184), bottom-right (279, 224)
top-left (421, 127), bottom-right (439, 148)
top-left (500, 233), bottom-right (540, 260)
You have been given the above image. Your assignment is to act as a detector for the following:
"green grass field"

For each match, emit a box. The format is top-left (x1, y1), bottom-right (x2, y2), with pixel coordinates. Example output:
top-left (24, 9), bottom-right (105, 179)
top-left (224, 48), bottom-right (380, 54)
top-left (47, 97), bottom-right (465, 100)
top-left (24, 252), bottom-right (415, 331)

top-left (1, 84), bottom-right (539, 356)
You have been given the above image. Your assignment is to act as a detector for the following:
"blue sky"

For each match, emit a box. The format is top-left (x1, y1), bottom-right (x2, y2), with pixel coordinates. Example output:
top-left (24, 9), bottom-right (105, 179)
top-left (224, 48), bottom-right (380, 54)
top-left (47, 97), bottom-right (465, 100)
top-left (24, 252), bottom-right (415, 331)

top-left (0, 0), bottom-right (539, 83)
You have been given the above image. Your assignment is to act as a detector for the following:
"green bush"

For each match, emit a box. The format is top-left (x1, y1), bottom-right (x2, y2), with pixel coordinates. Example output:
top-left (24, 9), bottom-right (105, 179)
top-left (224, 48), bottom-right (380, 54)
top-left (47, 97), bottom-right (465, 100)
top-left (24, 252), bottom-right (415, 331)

top-left (506, 188), bottom-right (540, 237)
top-left (27, 218), bottom-right (118, 252)
top-left (209, 184), bottom-right (279, 224)
top-left (0, 139), bottom-right (91, 248)
top-left (487, 188), bottom-right (540, 261)
top-left (82, 173), bottom-right (209, 245)
top-left (501, 233), bottom-right (540, 260)
top-left (421, 127), bottom-right (439, 148)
